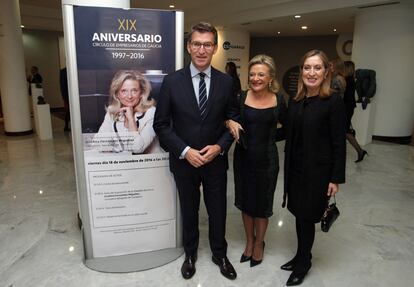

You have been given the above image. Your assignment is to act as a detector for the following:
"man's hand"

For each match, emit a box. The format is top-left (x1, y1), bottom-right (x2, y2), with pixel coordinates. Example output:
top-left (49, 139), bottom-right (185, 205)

top-left (200, 144), bottom-right (222, 163)
top-left (185, 148), bottom-right (207, 168)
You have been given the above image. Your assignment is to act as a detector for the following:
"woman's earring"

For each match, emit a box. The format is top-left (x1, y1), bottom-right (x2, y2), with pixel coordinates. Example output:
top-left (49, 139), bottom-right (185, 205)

top-left (268, 81), bottom-right (272, 89)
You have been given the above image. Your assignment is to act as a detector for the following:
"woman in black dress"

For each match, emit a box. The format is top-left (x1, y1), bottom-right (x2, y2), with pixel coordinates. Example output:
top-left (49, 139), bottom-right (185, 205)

top-left (344, 61), bottom-right (367, 162)
top-left (226, 55), bottom-right (287, 267)
top-left (281, 50), bottom-right (346, 286)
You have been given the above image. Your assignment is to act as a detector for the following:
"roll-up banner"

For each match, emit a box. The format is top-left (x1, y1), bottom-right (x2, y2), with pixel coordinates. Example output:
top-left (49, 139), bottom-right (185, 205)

top-left (62, 2), bottom-right (184, 272)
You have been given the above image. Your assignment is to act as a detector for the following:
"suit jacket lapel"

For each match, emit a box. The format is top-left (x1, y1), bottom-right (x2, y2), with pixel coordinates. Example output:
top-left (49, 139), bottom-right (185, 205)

top-left (203, 67), bottom-right (219, 119)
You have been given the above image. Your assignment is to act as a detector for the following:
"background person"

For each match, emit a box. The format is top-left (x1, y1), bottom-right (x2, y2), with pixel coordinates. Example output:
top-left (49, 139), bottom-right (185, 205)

top-left (344, 60), bottom-right (368, 162)
top-left (28, 66), bottom-right (43, 85)
top-left (153, 22), bottom-right (237, 281)
top-left (226, 54), bottom-right (287, 268)
top-left (27, 66), bottom-right (43, 96)
top-left (281, 50), bottom-right (346, 286)
top-left (225, 61), bottom-right (242, 99)
top-left (94, 70), bottom-right (162, 154)
top-left (330, 58), bottom-right (346, 98)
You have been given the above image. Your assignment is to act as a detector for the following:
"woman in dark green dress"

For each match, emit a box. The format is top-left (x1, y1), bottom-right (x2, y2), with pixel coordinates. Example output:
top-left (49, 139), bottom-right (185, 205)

top-left (226, 55), bottom-right (287, 267)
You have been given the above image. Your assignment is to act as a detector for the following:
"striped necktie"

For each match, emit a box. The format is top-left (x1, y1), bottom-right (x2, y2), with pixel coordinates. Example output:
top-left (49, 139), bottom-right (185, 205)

top-left (198, 72), bottom-right (207, 117)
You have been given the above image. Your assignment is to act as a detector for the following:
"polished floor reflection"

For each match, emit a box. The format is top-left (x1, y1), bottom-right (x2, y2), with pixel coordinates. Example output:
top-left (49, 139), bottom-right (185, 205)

top-left (1, 117), bottom-right (414, 287)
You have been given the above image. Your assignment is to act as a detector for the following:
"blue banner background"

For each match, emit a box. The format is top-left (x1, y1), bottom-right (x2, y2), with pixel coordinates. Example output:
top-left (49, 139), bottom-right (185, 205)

top-left (73, 6), bottom-right (175, 132)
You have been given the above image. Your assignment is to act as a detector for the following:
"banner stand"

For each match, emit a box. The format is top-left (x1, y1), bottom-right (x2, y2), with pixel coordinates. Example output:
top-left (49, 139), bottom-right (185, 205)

top-left (62, 1), bottom-right (184, 272)
top-left (84, 248), bottom-right (184, 273)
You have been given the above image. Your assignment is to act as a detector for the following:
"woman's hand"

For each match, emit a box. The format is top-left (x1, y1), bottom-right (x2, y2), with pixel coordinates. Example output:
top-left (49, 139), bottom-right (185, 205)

top-left (225, 119), bottom-right (243, 141)
top-left (119, 107), bottom-right (138, 131)
top-left (327, 182), bottom-right (339, 196)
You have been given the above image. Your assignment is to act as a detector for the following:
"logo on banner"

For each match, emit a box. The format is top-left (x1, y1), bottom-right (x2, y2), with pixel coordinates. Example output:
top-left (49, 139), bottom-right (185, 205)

top-left (90, 18), bottom-right (163, 49)
top-left (223, 41), bottom-right (245, 50)
top-left (118, 19), bottom-right (137, 31)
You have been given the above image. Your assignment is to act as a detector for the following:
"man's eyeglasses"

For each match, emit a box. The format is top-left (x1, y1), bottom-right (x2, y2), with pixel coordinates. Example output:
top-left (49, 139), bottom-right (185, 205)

top-left (190, 41), bottom-right (215, 51)
top-left (119, 89), bottom-right (140, 97)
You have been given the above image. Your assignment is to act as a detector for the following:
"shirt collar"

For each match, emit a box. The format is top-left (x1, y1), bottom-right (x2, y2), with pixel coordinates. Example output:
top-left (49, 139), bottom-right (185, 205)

top-left (190, 62), bottom-right (211, 78)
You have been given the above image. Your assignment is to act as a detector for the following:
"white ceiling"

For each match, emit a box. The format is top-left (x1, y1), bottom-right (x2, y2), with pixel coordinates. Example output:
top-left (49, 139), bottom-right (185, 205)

top-left (18, 0), bottom-right (402, 36)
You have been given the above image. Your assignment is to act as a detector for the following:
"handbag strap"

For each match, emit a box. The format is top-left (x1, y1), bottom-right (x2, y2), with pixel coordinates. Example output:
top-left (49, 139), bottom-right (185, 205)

top-left (328, 195), bottom-right (337, 205)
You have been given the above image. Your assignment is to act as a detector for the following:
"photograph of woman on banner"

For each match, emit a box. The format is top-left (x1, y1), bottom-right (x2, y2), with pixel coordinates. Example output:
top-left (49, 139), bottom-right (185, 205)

top-left (93, 70), bottom-right (163, 154)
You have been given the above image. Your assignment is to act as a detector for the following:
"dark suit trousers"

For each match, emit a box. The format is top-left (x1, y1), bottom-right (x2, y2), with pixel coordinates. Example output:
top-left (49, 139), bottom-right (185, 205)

top-left (174, 168), bottom-right (228, 258)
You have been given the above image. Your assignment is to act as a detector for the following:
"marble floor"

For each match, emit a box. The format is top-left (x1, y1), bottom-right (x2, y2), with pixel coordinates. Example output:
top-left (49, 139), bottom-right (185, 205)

top-left (1, 116), bottom-right (414, 287)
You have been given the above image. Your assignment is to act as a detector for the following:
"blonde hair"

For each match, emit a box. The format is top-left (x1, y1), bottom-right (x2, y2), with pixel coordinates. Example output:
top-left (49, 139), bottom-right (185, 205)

top-left (295, 49), bottom-right (332, 101)
top-left (107, 70), bottom-right (154, 120)
top-left (248, 54), bottom-right (280, 93)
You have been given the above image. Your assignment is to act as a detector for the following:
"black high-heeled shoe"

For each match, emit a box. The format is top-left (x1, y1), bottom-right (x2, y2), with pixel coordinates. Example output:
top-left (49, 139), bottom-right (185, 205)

top-left (280, 258), bottom-right (296, 271)
top-left (250, 241), bottom-right (265, 267)
top-left (286, 262), bottom-right (312, 286)
top-left (240, 253), bottom-right (251, 263)
top-left (286, 271), bottom-right (307, 286)
top-left (355, 150), bottom-right (368, 163)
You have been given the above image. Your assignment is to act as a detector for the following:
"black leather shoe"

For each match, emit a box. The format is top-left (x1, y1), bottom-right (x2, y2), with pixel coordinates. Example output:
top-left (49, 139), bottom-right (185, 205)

top-left (250, 241), bottom-right (265, 267)
top-left (281, 258), bottom-right (296, 271)
top-left (212, 256), bottom-right (237, 280)
top-left (355, 150), bottom-right (368, 163)
top-left (181, 255), bottom-right (197, 279)
top-left (240, 253), bottom-right (251, 263)
top-left (286, 271), bottom-right (306, 286)
top-left (286, 261), bottom-right (311, 286)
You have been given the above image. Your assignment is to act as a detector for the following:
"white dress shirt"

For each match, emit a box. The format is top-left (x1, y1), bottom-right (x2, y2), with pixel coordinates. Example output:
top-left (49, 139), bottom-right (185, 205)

top-left (180, 63), bottom-right (212, 159)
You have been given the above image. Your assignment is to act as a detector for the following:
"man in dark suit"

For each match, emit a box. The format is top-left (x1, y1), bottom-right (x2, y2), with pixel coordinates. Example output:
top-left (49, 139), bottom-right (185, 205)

top-left (153, 22), bottom-right (237, 280)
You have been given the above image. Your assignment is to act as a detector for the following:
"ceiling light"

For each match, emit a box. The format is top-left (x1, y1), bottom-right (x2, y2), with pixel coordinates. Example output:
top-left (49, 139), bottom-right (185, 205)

top-left (294, 15), bottom-right (301, 19)
top-left (277, 31), bottom-right (281, 35)
top-left (301, 26), bottom-right (308, 30)
top-left (333, 28), bottom-right (337, 32)
top-left (21, 25), bottom-right (25, 28)
top-left (169, 5), bottom-right (175, 8)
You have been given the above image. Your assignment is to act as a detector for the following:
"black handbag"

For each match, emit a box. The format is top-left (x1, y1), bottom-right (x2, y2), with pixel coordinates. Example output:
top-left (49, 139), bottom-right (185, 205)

top-left (321, 196), bottom-right (340, 232)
